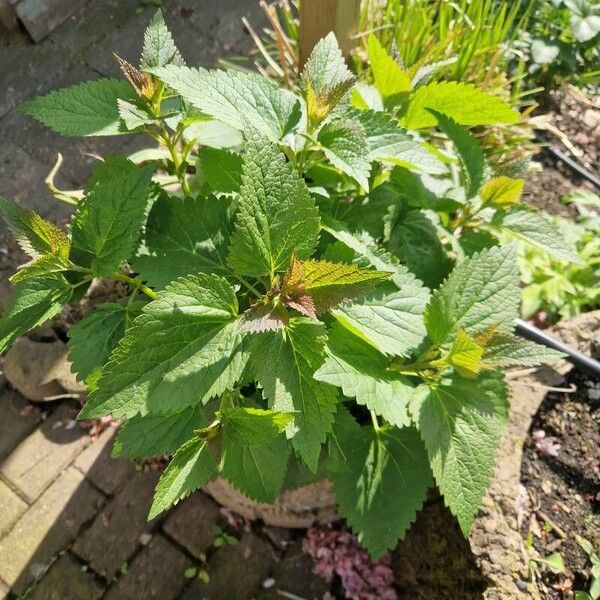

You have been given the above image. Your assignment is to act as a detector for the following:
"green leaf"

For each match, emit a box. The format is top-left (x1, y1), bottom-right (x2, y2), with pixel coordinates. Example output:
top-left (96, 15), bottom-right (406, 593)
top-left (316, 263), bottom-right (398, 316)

top-left (356, 109), bottom-right (445, 174)
top-left (10, 254), bottom-right (73, 284)
top-left (367, 34), bottom-right (412, 98)
top-left (148, 437), bottom-right (216, 519)
top-left (20, 79), bottom-right (136, 136)
top-left (315, 323), bottom-right (412, 428)
top-left (333, 277), bottom-right (429, 358)
top-left (78, 274), bottom-right (247, 420)
top-left (403, 82), bottom-right (519, 129)
top-left (220, 407), bottom-right (293, 445)
top-left (282, 256), bottom-right (390, 315)
top-left (134, 193), bottom-right (234, 289)
top-left (118, 99), bottom-right (154, 131)
top-left (197, 147), bottom-right (243, 195)
top-left (140, 9), bottom-right (185, 69)
top-left (0, 276), bottom-right (73, 353)
top-left (480, 177), bottom-right (523, 207)
top-left (0, 196), bottom-right (69, 259)
top-left (303, 32), bottom-right (354, 122)
top-left (482, 333), bottom-right (565, 367)
top-left (428, 109), bottom-right (484, 198)
top-left (70, 159), bottom-right (154, 276)
top-left (388, 210), bottom-right (452, 289)
top-left (317, 117), bottom-right (371, 190)
top-left (227, 139), bottom-right (319, 277)
top-left (251, 318), bottom-right (338, 471)
top-left (491, 207), bottom-right (582, 264)
top-left (68, 302), bottom-right (136, 384)
top-left (447, 329), bottom-right (485, 379)
top-left (151, 66), bottom-right (302, 140)
top-left (220, 434), bottom-right (289, 503)
top-left (113, 405), bottom-right (206, 458)
top-left (409, 372), bottom-right (508, 533)
top-left (425, 244), bottom-right (520, 345)
top-left (332, 425), bottom-right (432, 559)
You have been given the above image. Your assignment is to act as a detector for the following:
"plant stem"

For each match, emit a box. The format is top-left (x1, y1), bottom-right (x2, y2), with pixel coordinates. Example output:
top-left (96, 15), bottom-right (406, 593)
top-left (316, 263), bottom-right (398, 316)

top-left (112, 272), bottom-right (158, 300)
top-left (370, 410), bottom-right (380, 431)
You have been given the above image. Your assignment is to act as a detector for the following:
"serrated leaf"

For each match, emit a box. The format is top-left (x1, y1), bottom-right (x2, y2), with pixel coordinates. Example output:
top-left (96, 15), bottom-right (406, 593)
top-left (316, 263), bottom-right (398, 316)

top-left (78, 274), bottom-right (248, 420)
top-left (220, 434), bottom-right (289, 503)
top-left (227, 139), bottom-right (319, 278)
top-left (388, 210), bottom-right (452, 289)
top-left (482, 333), bottom-right (565, 367)
top-left (141, 9), bottom-right (185, 69)
top-left (151, 66), bottom-right (302, 140)
top-left (303, 32), bottom-right (355, 123)
top-left (318, 117), bottom-right (371, 190)
top-left (447, 329), bottom-right (485, 379)
top-left (367, 34), bottom-right (412, 98)
top-left (68, 302), bottom-right (136, 385)
top-left (197, 147), bottom-right (243, 194)
top-left (333, 276), bottom-right (429, 358)
top-left (251, 318), bottom-right (338, 471)
top-left (425, 245), bottom-right (520, 345)
top-left (356, 109), bottom-right (445, 174)
top-left (403, 82), bottom-right (519, 129)
top-left (10, 254), bottom-right (73, 284)
top-left (315, 323), bottom-right (412, 428)
top-left (148, 437), bottom-right (216, 519)
top-left (239, 300), bottom-right (289, 334)
top-left (70, 159), bottom-right (154, 277)
top-left (220, 407), bottom-right (293, 446)
top-left (428, 109), bottom-right (484, 198)
top-left (0, 276), bottom-right (73, 353)
top-left (118, 99), bottom-right (155, 131)
top-left (113, 405), bottom-right (206, 459)
top-left (20, 79), bottom-right (136, 136)
top-left (134, 193), bottom-right (234, 289)
top-left (409, 372), bottom-right (508, 533)
top-left (332, 425), bottom-right (432, 559)
top-left (282, 256), bottom-right (390, 315)
top-left (0, 196), bottom-right (69, 259)
top-left (490, 207), bottom-right (582, 264)
top-left (480, 176), bottom-right (523, 207)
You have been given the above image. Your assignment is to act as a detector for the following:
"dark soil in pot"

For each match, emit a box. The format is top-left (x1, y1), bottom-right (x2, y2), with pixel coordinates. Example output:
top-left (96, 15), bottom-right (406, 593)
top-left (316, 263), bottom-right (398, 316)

top-left (520, 364), bottom-right (600, 598)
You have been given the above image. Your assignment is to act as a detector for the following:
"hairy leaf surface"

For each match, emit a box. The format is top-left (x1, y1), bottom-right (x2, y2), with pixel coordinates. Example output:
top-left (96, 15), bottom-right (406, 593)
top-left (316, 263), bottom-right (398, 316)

top-left (251, 318), bottom-right (338, 471)
top-left (227, 139), bottom-right (319, 277)
top-left (332, 424), bottom-right (432, 559)
top-left (70, 159), bottom-right (154, 276)
top-left (20, 79), bottom-right (136, 136)
top-left (409, 372), bottom-right (508, 533)
top-left (315, 323), bottom-right (412, 427)
top-left (141, 9), bottom-right (185, 69)
top-left (79, 275), bottom-right (247, 419)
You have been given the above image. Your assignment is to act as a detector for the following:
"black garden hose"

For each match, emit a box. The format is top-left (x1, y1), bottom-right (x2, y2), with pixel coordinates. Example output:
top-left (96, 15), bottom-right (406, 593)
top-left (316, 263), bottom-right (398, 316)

top-left (546, 145), bottom-right (600, 190)
top-left (515, 318), bottom-right (600, 379)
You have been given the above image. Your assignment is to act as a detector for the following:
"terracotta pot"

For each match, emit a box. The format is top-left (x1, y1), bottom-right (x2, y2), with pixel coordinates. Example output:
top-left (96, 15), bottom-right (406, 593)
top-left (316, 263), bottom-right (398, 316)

top-left (203, 478), bottom-right (338, 528)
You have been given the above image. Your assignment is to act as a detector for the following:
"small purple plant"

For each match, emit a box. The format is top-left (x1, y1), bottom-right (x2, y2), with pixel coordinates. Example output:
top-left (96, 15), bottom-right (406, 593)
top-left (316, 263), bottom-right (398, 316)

top-left (303, 526), bottom-right (397, 600)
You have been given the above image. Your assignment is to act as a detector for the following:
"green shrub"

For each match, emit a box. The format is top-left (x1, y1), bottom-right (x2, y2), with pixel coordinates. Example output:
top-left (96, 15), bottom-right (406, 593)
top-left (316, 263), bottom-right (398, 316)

top-left (0, 13), bottom-right (568, 558)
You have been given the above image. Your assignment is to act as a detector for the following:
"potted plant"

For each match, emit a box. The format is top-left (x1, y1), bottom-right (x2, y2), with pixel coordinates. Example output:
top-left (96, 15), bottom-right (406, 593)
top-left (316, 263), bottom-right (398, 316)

top-left (0, 11), bottom-right (569, 559)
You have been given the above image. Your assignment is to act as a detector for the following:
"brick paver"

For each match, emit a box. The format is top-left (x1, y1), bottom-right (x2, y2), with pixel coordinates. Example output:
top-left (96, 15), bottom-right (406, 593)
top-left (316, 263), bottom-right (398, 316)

top-left (72, 470), bottom-right (160, 578)
top-left (0, 466), bottom-right (102, 594)
top-left (162, 492), bottom-right (223, 559)
top-left (257, 542), bottom-right (330, 599)
top-left (0, 404), bottom-right (90, 503)
top-left (27, 553), bottom-right (105, 600)
top-left (0, 388), bottom-right (41, 462)
top-left (74, 427), bottom-right (135, 496)
top-left (0, 480), bottom-right (27, 537)
top-left (181, 532), bottom-right (275, 600)
top-left (105, 535), bottom-right (193, 600)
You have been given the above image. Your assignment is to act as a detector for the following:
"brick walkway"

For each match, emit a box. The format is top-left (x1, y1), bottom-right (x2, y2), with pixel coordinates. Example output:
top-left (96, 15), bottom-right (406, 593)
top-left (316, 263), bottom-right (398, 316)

top-left (0, 2), bottom-right (333, 598)
top-left (0, 385), bottom-right (330, 599)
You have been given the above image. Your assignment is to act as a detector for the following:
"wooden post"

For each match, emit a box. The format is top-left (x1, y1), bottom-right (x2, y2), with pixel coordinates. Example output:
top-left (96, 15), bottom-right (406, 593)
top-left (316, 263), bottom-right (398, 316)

top-left (299, 0), bottom-right (361, 66)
